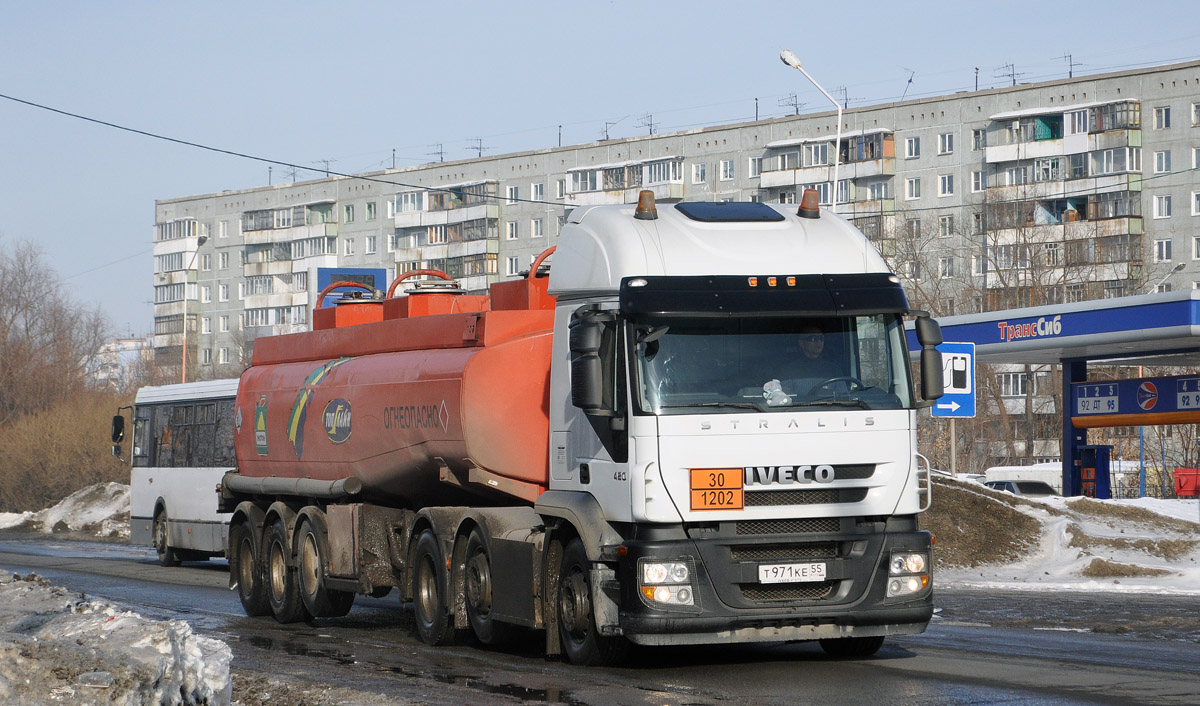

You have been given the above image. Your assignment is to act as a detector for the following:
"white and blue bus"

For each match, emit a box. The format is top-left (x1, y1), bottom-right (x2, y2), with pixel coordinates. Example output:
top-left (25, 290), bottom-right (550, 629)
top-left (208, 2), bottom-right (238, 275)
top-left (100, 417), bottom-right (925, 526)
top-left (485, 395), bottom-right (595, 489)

top-left (114, 379), bottom-right (237, 566)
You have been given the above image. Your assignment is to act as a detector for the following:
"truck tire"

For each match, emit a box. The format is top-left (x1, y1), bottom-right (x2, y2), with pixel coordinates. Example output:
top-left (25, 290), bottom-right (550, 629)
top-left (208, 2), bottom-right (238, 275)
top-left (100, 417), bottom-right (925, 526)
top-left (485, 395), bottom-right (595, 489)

top-left (464, 527), bottom-right (512, 645)
top-left (411, 529), bottom-right (465, 646)
top-left (818, 635), bottom-right (885, 658)
top-left (557, 537), bottom-right (629, 666)
top-left (297, 517), bottom-right (354, 618)
top-left (153, 507), bottom-right (179, 567)
top-left (232, 517), bottom-right (270, 616)
top-left (265, 517), bottom-right (310, 623)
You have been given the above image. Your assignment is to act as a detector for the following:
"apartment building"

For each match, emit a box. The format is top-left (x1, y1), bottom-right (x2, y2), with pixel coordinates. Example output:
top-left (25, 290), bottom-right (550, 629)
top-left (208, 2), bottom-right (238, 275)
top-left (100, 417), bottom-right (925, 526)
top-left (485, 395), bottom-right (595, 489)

top-left (154, 60), bottom-right (1200, 416)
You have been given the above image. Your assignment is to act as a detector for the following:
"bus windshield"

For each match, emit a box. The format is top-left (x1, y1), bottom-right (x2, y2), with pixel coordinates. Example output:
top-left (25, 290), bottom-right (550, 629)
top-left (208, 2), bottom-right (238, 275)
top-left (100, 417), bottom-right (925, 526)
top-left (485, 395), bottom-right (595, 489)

top-left (631, 314), bottom-right (913, 415)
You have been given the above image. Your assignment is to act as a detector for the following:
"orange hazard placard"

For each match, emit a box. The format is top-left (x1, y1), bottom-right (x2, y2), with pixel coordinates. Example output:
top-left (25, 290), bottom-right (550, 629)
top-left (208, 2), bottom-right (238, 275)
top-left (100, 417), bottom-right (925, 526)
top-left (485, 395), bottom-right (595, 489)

top-left (689, 468), bottom-right (744, 511)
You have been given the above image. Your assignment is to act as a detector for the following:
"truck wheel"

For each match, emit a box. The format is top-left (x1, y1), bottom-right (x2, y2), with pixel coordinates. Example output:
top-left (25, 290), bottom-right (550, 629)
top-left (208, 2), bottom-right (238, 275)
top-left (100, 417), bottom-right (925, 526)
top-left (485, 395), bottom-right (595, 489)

top-left (818, 635), bottom-right (885, 658)
top-left (153, 507), bottom-right (179, 567)
top-left (464, 528), bottom-right (512, 645)
top-left (411, 530), bottom-right (464, 646)
top-left (557, 538), bottom-right (629, 666)
top-left (265, 517), bottom-right (310, 623)
top-left (297, 517), bottom-right (354, 618)
top-left (232, 517), bottom-right (270, 616)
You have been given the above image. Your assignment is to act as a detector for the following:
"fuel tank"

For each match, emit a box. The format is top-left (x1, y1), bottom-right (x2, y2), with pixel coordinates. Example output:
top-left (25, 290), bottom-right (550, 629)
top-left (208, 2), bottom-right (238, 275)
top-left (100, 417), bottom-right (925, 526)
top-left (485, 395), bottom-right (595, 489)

top-left (234, 276), bottom-right (555, 507)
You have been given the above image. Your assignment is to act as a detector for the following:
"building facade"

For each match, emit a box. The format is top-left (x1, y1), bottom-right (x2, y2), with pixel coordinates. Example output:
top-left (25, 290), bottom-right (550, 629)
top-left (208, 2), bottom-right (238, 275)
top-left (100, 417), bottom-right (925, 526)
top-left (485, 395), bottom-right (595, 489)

top-left (155, 60), bottom-right (1200, 461)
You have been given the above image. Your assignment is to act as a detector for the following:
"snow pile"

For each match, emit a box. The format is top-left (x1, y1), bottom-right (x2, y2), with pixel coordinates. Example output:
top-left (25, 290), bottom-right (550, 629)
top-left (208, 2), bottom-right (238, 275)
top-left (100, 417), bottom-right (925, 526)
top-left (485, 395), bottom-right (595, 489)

top-left (0, 570), bottom-right (231, 705)
top-left (0, 483), bottom-right (129, 539)
top-left (932, 476), bottom-right (1200, 594)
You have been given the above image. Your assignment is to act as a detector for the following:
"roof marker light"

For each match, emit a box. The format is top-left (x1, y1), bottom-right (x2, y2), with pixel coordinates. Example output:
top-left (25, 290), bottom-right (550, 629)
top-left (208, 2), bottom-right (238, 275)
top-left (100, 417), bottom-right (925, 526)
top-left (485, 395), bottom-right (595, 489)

top-left (767, 277), bottom-right (778, 287)
top-left (748, 277), bottom-right (758, 287)
top-left (787, 276), bottom-right (797, 286)
top-left (628, 278), bottom-right (648, 288)
top-left (634, 190), bottom-right (658, 220)
top-left (798, 188), bottom-right (821, 219)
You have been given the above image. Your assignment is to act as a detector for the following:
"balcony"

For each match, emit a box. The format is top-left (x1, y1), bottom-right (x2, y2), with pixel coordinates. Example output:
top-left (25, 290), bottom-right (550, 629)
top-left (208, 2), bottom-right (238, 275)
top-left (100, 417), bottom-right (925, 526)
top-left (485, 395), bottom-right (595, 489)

top-left (566, 181), bottom-right (684, 206)
top-left (243, 292), bottom-right (307, 311)
top-left (243, 222), bottom-right (337, 245)
top-left (393, 203), bottom-right (498, 229)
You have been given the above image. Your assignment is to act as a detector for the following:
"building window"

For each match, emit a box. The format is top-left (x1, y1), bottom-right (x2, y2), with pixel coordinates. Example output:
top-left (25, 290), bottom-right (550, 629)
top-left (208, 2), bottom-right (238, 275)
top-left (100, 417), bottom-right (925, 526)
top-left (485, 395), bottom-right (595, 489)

top-left (938, 215), bottom-right (955, 237)
top-left (867, 181), bottom-right (889, 200)
top-left (505, 256), bottom-right (520, 276)
top-left (905, 218), bottom-right (921, 239)
top-left (366, 235), bottom-right (377, 255)
top-left (938, 132), bottom-right (954, 155)
top-left (201, 317), bottom-right (211, 335)
top-left (1154, 106), bottom-right (1171, 129)
top-left (343, 205), bottom-right (354, 223)
top-left (748, 157), bottom-right (762, 178)
top-left (972, 254), bottom-right (986, 275)
top-left (218, 251), bottom-right (229, 269)
top-left (506, 221), bottom-right (518, 240)
top-left (905, 137), bottom-right (920, 159)
top-left (506, 185), bottom-right (519, 204)
top-left (556, 179), bottom-right (566, 199)
top-left (1193, 191), bottom-right (1200, 216)
top-left (804, 182), bottom-right (832, 205)
top-left (905, 177), bottom-right (921, 200)
top-left (201, 285), bottom-right (211, 304)
top-left (219, 284), bottom-right (229, 302)
top-left (219, 315), bottom-right (229, 333)
top-left (804, 143), bottom-right (829, 167)
top-left (971, 170), bottom-right (986, 192)
top-left (779, 190), bottom-right (796, 205)
top-left (1155, 238), bottom-right (1173, 262)
top-left (344, 238), bottom-right (355, 255)
top-left (720, 159), bottom-right (734, 181)
top-left (218, 220), bottom-right (229, 239)
top-left (366, 202), bottom-right (376, 221)
top-left (219, 348), bottom-right (229, 365)
top-left (971, 129), bottom-right (986, 151)
top-left (973, 212), bottom-right (984, 234)
top-left (938, 174), bottom-right (954, 197)
top-left (531, 219), bottom-right (544, 238)
top-left (427, 226), bottom-right (446, 245)
top-left (939, 256), bottom-right (954, 279)
top-left (1044, 242), bottom-right (1061, 266)
top-left (1066, 109), bottom-right (1089, 135)
top-left (1155, 150), bottom-right (1172, 174)
top-left (200, 254), bottom-right (211, 271)
top-left (1155, 195), bottom-right (1173, 219)
top-left (1103, 281), bottom-right (1127, 298)
top-left (692, 163), bottom-right (707, 184)
top-left (532, 183), bottom-right (544, 202)
top-left (1000, 372), bottom-right (1028, 398)
top-left (399, 192), bottom-right (423, 213)
top-left (200, 348), bottom-right (211, 365)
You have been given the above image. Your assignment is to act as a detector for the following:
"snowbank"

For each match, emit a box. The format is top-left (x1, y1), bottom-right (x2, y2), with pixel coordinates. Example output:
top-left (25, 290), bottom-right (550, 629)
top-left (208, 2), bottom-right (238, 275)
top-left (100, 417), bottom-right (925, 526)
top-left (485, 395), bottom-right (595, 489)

top-left (0, 482), bottom-right (129, 539)
top-left (0, 570), bottom-right (231, 705)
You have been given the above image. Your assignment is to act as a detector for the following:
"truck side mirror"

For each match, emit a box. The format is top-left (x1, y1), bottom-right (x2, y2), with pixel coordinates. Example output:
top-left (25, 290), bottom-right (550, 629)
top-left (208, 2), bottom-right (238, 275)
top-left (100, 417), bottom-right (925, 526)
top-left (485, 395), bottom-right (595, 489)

top-left (914, 315), bottom-right (944, 405)
top-left (568, 318), bottom-right (613, 416)
top-left (111, 415), bottom-right (125, 443)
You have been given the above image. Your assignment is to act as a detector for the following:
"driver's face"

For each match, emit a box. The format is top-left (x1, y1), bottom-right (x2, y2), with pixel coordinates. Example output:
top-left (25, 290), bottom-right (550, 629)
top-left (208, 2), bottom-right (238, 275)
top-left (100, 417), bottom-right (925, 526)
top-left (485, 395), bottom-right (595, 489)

top-left (800, 332), bottom-right (824, 358)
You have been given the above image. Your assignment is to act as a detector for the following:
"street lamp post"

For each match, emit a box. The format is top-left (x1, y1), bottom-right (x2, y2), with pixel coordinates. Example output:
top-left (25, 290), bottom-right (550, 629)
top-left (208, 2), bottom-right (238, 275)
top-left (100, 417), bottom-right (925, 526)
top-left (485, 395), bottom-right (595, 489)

top-left (180, 234), bottom-right (208, 383)
top-left (780, 50), bottom-right (842, 212)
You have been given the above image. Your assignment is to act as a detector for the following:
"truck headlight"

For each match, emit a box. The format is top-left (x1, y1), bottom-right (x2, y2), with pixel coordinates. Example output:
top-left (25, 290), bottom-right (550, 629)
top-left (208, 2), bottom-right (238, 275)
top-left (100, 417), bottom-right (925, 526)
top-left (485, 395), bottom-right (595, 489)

top-left (886, 550), bottom-right (930, 598)
top-left (638, 558), bottom-right (696, 607)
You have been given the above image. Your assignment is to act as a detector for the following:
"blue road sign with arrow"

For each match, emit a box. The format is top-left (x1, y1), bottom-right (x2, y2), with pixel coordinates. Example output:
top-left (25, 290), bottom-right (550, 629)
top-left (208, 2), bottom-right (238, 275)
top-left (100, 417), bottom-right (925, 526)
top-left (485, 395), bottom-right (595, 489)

top-left (932, 342), bottom-right (975, 419)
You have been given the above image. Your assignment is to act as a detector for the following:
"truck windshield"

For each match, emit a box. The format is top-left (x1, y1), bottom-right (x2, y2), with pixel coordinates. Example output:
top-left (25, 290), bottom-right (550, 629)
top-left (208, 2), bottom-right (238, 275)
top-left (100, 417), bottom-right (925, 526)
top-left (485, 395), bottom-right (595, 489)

top-left (631, 314), bottom-right (913, 415)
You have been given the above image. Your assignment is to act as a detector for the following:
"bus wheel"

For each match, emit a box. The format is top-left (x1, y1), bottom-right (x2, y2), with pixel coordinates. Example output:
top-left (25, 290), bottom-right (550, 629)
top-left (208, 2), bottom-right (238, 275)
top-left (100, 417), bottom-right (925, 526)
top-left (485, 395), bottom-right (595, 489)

top-left (153, 508), bottom-right (179, 567)
top-left (464, 528), bottom-right (511, 645)
top-left (297, 517), bottom-right (354, 618)
top-left (265, 517), bottom-right (310, 623)
top-left (818, 635), bottom-right (885, 658)
top-left (557, 537), bottom-right (628, 666)
top-left (411, 530), bottom-right (464, 646)
top-left (232, 517), bottom-right (270, 616)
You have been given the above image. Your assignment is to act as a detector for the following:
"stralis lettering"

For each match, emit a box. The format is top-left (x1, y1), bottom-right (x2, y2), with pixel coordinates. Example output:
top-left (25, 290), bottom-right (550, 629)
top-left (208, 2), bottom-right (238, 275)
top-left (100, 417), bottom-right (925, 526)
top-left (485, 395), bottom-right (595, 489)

top-left (744, 465), bottom-right (835, 486)
top-left (384, 405), bottom-right (441, 431)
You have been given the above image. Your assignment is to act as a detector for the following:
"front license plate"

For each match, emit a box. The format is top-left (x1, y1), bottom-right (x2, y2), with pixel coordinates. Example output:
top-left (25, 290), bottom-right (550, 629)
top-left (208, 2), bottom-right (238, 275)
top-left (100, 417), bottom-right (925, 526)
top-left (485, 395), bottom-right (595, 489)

top-left (758, 562), bottom-right (827, 584)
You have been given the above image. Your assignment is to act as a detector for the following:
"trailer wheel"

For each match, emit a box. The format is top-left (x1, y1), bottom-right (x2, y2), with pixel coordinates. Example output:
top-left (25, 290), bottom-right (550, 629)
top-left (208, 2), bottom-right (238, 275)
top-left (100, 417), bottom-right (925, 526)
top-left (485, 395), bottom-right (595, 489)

top-left (297, 517), bottom-right (354, 618)
top-left (464, 528), bottom-right (512, 645)
top-left (153, 507), bottom-right (179, 567)
top-left (557, 538), bottom-right (628, 666)
top-left (265, 518), bottom-right (310, 623)
top-left (232, 517), bottom-right (270, 616)
top-left (411, 530), bottom-right (464, 646)
top-left (818, 635), bottom-right (885, 658)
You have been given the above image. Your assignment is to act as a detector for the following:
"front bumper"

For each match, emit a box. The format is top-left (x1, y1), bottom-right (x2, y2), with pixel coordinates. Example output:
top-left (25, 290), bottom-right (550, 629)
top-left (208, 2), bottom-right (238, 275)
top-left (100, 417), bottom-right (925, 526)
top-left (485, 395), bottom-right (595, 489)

top-left (611, 517), bottom-right (932, 646)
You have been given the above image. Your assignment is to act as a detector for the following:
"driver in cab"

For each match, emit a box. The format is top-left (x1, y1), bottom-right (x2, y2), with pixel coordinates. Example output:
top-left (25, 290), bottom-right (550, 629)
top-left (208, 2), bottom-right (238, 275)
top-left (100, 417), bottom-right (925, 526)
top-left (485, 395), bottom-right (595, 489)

top-left (790, 324), bottom-right (843, 396)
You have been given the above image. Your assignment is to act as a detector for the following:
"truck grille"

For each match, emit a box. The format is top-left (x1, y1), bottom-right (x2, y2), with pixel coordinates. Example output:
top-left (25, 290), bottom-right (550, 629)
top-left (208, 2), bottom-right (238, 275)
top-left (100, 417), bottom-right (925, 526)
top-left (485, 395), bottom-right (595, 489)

top-left (735, 518), bottom-right (840, 535)
top-left (729, 542), bottom-right (837, 561)
top-left (740, 581), bottom-right (835, 602)
top-left (744, 488), bottom-right (869, 506)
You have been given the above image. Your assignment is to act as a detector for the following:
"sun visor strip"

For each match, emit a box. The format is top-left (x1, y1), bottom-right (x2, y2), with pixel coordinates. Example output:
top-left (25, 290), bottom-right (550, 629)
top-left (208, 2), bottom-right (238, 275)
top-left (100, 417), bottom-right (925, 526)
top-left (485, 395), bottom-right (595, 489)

top-left (619, 274), bottom-right (910, 317)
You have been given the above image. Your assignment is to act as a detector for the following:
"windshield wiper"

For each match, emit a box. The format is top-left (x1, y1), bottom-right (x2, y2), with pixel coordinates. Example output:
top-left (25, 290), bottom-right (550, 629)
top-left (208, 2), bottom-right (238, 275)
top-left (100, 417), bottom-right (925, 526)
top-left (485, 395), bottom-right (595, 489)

top-left (792, 399), bottom-right (871, 409)
top-left (656, 401), bottom-right (764, 411)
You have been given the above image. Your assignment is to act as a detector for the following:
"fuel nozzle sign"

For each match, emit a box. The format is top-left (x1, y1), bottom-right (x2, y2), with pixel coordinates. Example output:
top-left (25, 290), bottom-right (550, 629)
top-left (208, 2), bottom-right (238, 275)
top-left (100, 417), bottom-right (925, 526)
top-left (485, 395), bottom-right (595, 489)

top-left (932, 342), bottom-right (975, 418)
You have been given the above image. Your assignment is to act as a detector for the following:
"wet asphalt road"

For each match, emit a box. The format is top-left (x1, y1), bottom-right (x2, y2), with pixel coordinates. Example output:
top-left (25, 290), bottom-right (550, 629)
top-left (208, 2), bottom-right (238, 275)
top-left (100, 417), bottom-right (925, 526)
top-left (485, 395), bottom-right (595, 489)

top-left (1, 535), bottom-right (1199, 705)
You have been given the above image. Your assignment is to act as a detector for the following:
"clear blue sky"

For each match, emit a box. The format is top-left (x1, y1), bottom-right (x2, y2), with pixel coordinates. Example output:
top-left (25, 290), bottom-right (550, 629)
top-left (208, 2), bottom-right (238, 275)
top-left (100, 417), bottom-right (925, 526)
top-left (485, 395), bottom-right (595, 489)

top-left (1, 1), bottom-right (1195, 335)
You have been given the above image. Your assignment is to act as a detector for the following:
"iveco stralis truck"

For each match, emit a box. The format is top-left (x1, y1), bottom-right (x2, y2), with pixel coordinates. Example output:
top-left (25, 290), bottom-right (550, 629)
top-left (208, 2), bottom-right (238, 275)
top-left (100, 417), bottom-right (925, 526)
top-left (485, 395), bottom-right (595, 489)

top-left (219, 189), bottom-right (944, 665)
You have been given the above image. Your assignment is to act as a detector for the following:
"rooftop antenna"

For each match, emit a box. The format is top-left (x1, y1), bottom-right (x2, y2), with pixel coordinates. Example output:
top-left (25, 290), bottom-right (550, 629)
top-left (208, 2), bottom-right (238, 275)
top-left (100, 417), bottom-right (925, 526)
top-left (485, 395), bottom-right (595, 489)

top-left (994, 63), bottom-right (1025, 87)
top-left (314, 159), bottom-right (337, 177)
top-left (636, 113), bottom-right (657, 136)
top-left (428, 143), bottom-right (444, 163)
top-left (283, 166), bottom-right (300, 183)
top-left (603, 115), bottom-right (628, 141)
top-left (1060, 53), bottom-right (1082, 79)
top-left (777, 92), bottom-right (805, 116)
top-left (834, 86), bottom-right (855, 110)
top-left (975, 66), bottom-right (980, 92)
top-left (468, 138), bottom-right (488, 158)
top-left (900, 69), bottom-right (915, 101)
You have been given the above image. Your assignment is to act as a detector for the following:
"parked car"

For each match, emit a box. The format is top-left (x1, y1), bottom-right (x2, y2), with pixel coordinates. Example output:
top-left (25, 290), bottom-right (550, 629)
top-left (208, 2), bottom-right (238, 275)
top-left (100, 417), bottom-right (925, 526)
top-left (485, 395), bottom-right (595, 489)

top-left (984, 480), bottom-right (1058, 497)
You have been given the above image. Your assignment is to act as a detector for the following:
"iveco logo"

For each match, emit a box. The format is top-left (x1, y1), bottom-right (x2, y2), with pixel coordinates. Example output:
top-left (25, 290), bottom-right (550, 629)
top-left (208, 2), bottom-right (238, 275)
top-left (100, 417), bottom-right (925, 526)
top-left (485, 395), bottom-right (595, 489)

top-left (745, 465), bottom-right (835, 487)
